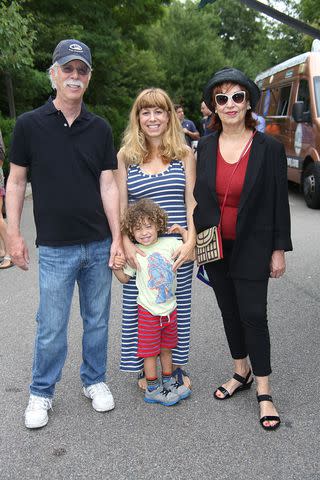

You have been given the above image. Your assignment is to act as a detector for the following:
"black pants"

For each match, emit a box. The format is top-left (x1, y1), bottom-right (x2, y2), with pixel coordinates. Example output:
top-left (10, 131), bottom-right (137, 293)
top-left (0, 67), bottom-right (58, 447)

top-left (205, 241), bottom-right (271, 377)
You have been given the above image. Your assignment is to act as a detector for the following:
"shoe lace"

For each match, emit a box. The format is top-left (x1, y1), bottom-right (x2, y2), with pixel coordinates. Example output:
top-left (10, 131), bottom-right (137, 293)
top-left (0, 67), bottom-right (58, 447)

top-left (28, 396), bottom-right (52, 411)
top-left (87, 382), bottom-right (110, 396)
top-left (170, 381), bottom-right (180, 389)
top-left (160, 387), bottom-right (171, 397)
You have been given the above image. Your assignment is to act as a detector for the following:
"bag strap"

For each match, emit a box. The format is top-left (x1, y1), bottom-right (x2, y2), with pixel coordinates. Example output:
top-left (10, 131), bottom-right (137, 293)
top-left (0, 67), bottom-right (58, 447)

top-left (218, 130), bottom-right (256, 228)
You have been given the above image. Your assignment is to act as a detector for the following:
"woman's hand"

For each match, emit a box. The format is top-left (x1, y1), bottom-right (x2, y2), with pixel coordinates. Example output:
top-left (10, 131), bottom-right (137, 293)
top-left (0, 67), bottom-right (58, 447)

top-left (269, 250), bottom-right (286, 278)
top-left (123, 236), bottom-right (146, 270)
top-left (172, 241), bottom-right (195, 272)
top-left (168, 223), bottom-right (186, 237)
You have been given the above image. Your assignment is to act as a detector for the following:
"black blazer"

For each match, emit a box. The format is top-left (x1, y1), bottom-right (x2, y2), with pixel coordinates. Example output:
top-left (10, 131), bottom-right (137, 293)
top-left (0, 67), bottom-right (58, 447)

top-left (193, 131), bottom-right (293, 280)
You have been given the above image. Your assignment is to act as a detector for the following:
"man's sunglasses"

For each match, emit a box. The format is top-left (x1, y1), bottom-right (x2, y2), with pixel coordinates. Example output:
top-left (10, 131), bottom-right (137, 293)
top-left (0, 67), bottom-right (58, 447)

top-left (215, 91), bottom-right (246, 106)
top-left (60, 64), bottom-right (91, 76)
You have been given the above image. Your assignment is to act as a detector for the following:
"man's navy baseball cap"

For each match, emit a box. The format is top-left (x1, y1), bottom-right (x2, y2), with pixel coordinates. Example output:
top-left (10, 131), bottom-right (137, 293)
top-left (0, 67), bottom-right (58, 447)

top-left (52, 39), bottom-right (92, 68)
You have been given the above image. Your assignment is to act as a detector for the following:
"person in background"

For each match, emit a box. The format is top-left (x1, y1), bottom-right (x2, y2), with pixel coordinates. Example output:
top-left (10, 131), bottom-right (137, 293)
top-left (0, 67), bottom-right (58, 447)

top-left (6, 39), bottom-right (123, 429)
top-left (193, 67), bottom-right (292, 431)
top-left (200, 101), bottom-right (213, 136)
top-left (115, 87), bottom-right (196, 391)
top-left (114, 198), bottom-right (191, 406)
top-left (174, 104), bottom-right (200, 147)
top-left (252, 111), bottom-right (266, 133)
top-left (0, 129), bottom-right (13, 270)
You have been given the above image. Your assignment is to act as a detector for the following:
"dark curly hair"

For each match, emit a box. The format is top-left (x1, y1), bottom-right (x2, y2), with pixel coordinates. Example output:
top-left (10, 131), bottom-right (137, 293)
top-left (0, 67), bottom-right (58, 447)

top-left (121, 198), bottom-right (168, 242)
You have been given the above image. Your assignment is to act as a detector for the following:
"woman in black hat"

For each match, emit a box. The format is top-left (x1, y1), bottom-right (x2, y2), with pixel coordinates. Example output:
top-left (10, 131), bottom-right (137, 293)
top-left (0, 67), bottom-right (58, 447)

top-left (193, 67), bottom-right (292, 430)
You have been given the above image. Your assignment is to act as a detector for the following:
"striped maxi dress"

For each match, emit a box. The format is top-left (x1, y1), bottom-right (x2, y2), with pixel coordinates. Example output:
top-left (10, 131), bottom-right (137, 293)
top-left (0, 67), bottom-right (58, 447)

top-left (120, 160), bottom-right (194, 371)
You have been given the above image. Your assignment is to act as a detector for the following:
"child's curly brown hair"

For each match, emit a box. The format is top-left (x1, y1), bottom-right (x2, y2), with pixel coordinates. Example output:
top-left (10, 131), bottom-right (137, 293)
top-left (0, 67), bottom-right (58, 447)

top-left (121, 198), bottom-right (168, 242)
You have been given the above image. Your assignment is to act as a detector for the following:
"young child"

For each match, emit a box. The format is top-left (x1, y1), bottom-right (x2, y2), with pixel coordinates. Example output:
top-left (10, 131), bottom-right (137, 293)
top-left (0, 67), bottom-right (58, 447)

top-left (114, 198), bottom-right (191, 406)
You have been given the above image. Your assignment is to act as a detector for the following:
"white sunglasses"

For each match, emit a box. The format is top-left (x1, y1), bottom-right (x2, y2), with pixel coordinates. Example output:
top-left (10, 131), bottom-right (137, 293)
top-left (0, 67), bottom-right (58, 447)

top-left (215, 91), bottom-right (246, 106)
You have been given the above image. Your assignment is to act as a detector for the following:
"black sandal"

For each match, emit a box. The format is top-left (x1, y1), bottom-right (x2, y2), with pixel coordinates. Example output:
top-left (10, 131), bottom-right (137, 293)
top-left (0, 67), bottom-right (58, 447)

top-left (257, 394), bottom-right (281, 431)
top-left (214, 370), bottom-right (253, 400)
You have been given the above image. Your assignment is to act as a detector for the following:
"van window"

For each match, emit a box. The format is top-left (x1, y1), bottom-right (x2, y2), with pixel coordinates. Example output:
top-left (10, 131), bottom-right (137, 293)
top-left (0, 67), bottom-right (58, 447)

top-left (264, 88), bottom-right (279, 115)
top-left (297, 79), bottom-right (310, 113)
top-left (314, 77), bottom-right (320, 117)
top-left (276, 85), bottom-right (291, 116)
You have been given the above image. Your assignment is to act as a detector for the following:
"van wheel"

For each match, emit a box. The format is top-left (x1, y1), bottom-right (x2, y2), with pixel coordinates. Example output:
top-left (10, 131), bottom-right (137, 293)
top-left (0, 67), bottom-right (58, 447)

top-left (303, 163), bottom-right (320, 209)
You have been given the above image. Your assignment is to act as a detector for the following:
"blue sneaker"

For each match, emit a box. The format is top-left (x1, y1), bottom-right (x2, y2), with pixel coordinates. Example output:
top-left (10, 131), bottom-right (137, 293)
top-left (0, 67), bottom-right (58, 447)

top-left (144, 385), bottom-right (180, 406)
top-left (163, 377), bottom-right (191, 400)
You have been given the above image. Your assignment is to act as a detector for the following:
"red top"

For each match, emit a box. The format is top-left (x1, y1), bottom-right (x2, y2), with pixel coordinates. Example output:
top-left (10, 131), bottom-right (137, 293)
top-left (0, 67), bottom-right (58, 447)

top-left (216, 144), bottom-right (251, 240)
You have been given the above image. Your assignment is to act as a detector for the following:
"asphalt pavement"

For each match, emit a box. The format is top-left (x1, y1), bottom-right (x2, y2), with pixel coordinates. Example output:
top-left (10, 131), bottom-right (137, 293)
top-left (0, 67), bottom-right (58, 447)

top-left (1, 185), bottom-right (319, 480)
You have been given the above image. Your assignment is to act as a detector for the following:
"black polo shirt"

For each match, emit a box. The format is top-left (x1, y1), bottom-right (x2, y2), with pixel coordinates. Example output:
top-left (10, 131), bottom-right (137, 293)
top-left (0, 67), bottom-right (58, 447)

top-left (10, 100), bottom-right (117, 246)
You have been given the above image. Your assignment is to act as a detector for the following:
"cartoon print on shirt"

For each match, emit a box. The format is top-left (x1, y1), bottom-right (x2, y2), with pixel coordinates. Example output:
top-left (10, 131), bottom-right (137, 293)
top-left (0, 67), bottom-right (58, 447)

top-left (147, 252), bottom-right (175, 304)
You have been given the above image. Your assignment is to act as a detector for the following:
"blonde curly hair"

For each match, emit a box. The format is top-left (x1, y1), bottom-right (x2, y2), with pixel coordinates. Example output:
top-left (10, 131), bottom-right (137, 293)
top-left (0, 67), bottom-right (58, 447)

top-left (121, 198), bottom-right (168, 242)
top-left (120, 87), bottom-right (189, 166)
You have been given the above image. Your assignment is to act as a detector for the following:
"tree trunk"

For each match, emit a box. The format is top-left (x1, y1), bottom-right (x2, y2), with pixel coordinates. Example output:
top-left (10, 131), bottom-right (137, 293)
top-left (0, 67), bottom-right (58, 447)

top-left (4, 72), bottom-right (16, 119)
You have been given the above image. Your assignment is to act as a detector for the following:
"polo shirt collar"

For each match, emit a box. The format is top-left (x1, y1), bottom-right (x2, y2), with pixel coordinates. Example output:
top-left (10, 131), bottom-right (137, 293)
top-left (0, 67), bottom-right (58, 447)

top-left (43, 97), bottom-right (91, 121)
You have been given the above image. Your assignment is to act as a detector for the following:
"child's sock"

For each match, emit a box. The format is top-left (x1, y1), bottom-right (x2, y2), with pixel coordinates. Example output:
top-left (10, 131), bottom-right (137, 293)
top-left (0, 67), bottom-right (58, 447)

top-left (162, 372), bottom-right (172, 384)
top-left (146, 377), bottom-right (160, 392)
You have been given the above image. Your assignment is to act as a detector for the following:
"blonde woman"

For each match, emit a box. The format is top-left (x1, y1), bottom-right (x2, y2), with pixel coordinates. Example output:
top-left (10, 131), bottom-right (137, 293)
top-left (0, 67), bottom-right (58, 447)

top-left (115, 88), bottom-right (196, 389)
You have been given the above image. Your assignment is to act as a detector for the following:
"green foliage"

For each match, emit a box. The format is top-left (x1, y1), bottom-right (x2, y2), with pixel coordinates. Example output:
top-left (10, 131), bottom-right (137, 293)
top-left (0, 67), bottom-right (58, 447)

top-left (0, 0), bottom-right (313, 146)
top-left (297, 0), bottom-right (320, 50)
top-left (146, 0), bottom-right (278, 120)
top-left (0, 114), bottom-right (15, 175)
top-left (299, 0), bottom-right (320, 27)
top-left (13, 68), bottom-right (51, 114)
top-left (0, 0), bottom-right (36, 73)
top-left (262, 20), bottom-right (305, 65)
top-left (15, 0), bottom-right (171, 146)
top-left (147, 0), bottom-right (225, 119)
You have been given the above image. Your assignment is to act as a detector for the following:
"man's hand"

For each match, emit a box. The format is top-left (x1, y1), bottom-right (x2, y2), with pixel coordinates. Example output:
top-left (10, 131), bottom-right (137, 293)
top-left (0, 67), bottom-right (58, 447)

top-left (109, 238), bottom-right (125, 269)
top-left (7, 232), bottom-right (29, 271)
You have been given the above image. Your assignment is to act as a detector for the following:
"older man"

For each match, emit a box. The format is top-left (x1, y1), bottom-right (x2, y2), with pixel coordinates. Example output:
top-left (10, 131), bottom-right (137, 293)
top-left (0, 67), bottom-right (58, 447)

top-left (6, 39), bottom-right (123, 429)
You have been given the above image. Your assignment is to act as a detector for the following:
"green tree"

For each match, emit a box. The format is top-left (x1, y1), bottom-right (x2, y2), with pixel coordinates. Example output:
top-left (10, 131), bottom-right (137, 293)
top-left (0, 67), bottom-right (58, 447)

top-left (0, 0), bottom-right (36, 118)
top-left (298, 0), bottom-right (320, 50)
top-left (297, 0), bottom-right (320, 27)
top-left (146, 0), bottom-right (278, 120)
top-left (17, 0), bottom-right (171, 145)
top-left (147, 0), bottom-right (226, 120)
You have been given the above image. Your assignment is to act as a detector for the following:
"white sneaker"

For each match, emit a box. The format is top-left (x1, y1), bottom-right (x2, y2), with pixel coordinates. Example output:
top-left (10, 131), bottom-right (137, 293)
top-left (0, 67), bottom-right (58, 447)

top-left (83, 382), bottom-right (115, 412)
top-left (25, 394), bottom-right (53, 429)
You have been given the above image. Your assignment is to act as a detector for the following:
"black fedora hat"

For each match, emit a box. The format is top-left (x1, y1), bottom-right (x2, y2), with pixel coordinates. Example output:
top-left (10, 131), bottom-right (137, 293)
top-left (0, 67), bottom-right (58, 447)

top-left (203, 67), bottom-right (261, 111)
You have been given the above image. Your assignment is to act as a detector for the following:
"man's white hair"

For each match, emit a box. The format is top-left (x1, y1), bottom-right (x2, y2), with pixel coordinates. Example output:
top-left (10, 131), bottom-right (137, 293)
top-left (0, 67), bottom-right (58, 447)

top-left (48, 62), bottom-right (59, 89)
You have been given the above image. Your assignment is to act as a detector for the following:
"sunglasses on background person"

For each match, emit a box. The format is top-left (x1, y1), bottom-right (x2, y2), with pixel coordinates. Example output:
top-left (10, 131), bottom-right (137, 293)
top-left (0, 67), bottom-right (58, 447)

top-left (215, 91), bottom-right (246, 106)
top-left (60, 64), bottom-right (91, 76)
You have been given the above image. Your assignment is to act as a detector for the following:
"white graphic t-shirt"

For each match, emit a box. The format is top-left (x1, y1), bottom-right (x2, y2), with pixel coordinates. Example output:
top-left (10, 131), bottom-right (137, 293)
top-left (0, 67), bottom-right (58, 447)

top-left (124, 237), bottom-right (182, 316)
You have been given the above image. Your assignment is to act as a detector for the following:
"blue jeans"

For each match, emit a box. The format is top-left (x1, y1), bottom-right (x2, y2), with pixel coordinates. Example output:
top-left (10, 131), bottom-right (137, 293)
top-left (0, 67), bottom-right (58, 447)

top-left (30, 239), bottom-right (112, 398)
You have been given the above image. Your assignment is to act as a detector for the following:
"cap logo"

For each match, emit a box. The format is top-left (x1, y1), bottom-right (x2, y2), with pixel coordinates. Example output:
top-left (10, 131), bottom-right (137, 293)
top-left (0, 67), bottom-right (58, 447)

top-left (68, 43), bottom-right (83, 52)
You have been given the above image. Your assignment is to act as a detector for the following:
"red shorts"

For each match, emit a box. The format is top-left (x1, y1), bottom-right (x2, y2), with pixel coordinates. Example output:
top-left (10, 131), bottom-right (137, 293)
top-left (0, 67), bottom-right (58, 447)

top-left (136, 305), bottom-right (178, 358)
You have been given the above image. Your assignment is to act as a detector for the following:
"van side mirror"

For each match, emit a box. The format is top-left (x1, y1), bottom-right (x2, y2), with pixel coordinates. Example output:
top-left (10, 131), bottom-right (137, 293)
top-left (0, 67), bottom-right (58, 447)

top-left (292, 102), bottom-right (304, 122)
top-left (292, 101), bottom-right (311, 123)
